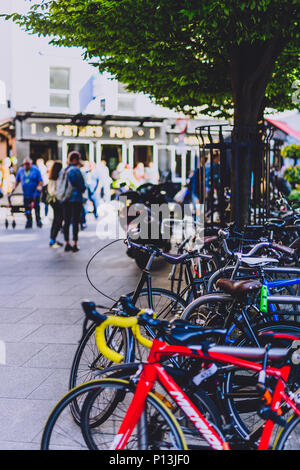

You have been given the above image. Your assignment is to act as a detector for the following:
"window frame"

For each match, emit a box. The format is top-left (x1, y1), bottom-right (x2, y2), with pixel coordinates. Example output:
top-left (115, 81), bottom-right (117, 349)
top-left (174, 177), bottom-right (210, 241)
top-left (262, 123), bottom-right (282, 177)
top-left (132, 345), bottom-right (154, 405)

top-left (49, 67), bottom-right (71, 109)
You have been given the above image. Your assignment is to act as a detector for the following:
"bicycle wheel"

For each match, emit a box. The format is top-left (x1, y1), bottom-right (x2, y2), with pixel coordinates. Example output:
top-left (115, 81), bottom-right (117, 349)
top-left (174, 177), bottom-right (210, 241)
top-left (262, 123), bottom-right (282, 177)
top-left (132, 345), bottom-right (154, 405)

top-left (81, 379), bottom-right (222, 450)
top-left (168, 388), bottom-right (223, 450)
top-left (181, 293), bottom-right (235, 331)
top-left (69, 322), bottom-right (129, 424)
top-left (267, 281), bottom-right (300, 321)
top-left (182, 296), bottom-right (300, 440)
top-left (41, 379), bottom-right (186, 450)
top-left (274, 415), bottom-right (300, 450)
top-left (72, 358), bottom-right (222, 440)
top-left (129, 287), bottom-right (186, 320)
top-left (224, 322), bottom-right (300, 440)
top-left (69, 288), bottom-right (186, 421)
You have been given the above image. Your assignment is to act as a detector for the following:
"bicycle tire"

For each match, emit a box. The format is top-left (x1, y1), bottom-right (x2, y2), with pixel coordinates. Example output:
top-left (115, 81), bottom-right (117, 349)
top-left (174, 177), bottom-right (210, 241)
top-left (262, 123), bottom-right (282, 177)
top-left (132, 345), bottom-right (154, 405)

top-left (273, 414), bottom-right (300, 450)
top-left (69, 288), bottom-right (186, 422)
top-left (80, 378), bottom-right (221, 450)
top-left (224, 322), bottom-right (300, 440)
top-left (181, 293), bottom-right (234, 329)
top-left (41, 379), bottom-right (186, 450)
top-left (69, 321), bottom-right (129, 424)
top-left (181, 295), bottom-right (300, 440)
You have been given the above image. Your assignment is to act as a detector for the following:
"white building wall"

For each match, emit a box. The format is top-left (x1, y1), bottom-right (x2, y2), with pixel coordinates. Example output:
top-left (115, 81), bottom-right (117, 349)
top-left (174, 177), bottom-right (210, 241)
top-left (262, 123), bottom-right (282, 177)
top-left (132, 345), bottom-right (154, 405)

top-left (0, 0), bottom-right (185, 120)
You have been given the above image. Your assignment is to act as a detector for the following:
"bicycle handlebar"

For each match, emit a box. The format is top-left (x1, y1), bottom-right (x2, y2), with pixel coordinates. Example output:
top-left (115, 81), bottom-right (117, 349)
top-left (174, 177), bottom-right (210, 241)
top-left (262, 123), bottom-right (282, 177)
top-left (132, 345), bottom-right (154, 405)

top-left (126, 237), bottom-right (212, 264)
top-left (219, 231), bottom-right (295, 259)
top-left (94, 311), bottom-right (292, 366)
top-left (271, 242), bottom-right (295, 256)
top-left (95, 313), bottom-right (153, 363)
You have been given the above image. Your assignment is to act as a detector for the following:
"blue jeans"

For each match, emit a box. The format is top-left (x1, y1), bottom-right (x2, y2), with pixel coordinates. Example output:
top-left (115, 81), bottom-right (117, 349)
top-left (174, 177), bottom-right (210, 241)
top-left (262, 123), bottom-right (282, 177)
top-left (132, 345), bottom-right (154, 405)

top-left (88, 189), bottom-right (99, 218)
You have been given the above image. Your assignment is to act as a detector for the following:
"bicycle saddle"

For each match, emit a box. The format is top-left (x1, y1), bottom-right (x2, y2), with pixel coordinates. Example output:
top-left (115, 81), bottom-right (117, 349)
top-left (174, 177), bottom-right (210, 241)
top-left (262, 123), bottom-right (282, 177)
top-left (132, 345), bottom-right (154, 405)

top-left (240, 257), bottom-right (279, 267)
top-left (161, 251), bottom-right (212, 264)
top-left (216, 279), bottom-right (262, 298)
top-left (165, 319), bottom-right (227, 347)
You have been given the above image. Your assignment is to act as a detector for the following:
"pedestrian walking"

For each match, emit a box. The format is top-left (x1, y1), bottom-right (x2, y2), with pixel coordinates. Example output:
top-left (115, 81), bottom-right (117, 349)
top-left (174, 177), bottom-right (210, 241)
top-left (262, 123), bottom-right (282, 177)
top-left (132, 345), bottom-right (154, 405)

top-left (37, 158), bottom-right (49, 219)
top-left (87, 162), bottom-right (100, 218)
top-left (13, 157), bottom-right (43, 228)
top-left (189, 166), bottom-right (201, 222)
top-left (47, 160), bottom-right (64, 248)
top-left (98, 160), bottom-right (112, 203)
top-left (80, 161), bottom-right (89, 229)
top-left (57, 151), bottom-right (86, 253)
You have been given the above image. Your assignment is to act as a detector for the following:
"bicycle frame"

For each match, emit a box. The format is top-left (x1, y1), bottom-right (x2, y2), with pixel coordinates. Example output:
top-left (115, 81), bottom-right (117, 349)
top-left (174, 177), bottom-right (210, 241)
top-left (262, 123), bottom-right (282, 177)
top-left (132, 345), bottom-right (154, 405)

top-left (207, 266), bottom-right (300, 294)
top-left (205, 266), bottom-right (300, 343)
top-left (265, 278), bottom-right (300, 320)
top-left (109, 339), bottom-right (300, 450)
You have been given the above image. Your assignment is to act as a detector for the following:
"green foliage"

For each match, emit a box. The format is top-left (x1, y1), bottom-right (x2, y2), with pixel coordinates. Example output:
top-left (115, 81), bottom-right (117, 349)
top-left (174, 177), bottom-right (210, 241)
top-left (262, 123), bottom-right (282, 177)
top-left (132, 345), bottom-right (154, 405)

top-left (289, 188), bottom-right (300, 201)
top-left (281, 144), bottom-right (300, 160)
top-left (284, 165), bottom-right (300, 184)
top-left (4, 0), bottom-right (300, 118)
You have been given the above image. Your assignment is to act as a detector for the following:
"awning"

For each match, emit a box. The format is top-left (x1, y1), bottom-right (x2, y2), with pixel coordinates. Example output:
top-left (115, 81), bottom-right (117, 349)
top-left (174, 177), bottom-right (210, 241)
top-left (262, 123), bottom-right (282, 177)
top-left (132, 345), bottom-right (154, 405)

top-left (266, 118), bottom-right (300, 143)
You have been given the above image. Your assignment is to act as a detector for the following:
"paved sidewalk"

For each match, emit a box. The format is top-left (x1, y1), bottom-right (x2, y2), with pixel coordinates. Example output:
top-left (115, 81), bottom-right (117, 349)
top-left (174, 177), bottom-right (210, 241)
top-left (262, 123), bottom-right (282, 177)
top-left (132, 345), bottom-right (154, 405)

top-left (0, 208), bottom-right (169, 449)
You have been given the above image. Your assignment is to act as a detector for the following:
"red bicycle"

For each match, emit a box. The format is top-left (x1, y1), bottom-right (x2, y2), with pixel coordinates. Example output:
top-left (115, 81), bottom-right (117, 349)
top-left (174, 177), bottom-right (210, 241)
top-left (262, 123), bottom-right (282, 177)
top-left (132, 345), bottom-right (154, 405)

top-left (71, 311), bottom-right (300, 451)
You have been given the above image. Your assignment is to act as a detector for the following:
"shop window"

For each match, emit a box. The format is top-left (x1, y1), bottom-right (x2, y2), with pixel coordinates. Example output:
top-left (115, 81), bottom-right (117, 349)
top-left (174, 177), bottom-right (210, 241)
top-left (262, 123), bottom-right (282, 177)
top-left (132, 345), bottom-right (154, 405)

top-left (67, 143), bottom-right (89, 161)
top-left (30, 141), bottom-right (58, 162)
top-left (186, 150), bottom-right (192, 178)
top-left (134, 146), bottom-right (153, 167)
top-left (175, 153), bottom-right (182, 179)
top-left (50, 67), bottom-right (70, 108)
top-left (101, 145), bottom-right (122, 174)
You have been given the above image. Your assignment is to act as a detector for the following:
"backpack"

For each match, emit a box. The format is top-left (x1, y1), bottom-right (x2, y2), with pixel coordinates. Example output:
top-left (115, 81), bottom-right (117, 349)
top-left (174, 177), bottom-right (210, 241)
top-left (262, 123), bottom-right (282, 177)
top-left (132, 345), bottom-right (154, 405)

top-left (56, 168), bottom-right (74, 202)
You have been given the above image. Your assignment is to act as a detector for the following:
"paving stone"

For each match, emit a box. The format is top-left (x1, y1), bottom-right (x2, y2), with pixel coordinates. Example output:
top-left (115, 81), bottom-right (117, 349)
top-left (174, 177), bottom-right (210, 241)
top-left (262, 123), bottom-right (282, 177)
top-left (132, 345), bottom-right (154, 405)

top-left (21, 295), bottom-right (79, 309)
top-left (20, 308), bottom-right (83, 325)
top-left (27, 369), bottom-right (70, 400)
top-left (0, 307), bottom-right (37, 324)
top-left (0, 323), bottom-right (42, 342)
top-left (21, 284), bottom-right (76, 296)
top-left (0, 294), bottom-right (34, 308)
top-left (0, 398), bottom-right (56, 443)
top-left (0, 342), bottom-right (46, 367)
top-left (22, 324), bottom-right (82, 344)
top-left (0, 216), bottom-right (143, 449)
top-left (0, 284), bottom-right (28, 295)
top-left (24, 344), bottom-right (77, 369)
top-left (0, 440), bottom-right (39, 450)
top-left (0, 367), bottom-right (53, 399)
top-left (60, 285), bottom-right (105, 298)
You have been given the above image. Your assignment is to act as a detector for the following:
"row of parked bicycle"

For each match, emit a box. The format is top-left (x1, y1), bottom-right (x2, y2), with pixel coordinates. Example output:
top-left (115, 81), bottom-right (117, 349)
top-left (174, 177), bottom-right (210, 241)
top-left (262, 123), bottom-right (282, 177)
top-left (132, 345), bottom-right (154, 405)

top-left (40, 192), bottom-right (300, 450)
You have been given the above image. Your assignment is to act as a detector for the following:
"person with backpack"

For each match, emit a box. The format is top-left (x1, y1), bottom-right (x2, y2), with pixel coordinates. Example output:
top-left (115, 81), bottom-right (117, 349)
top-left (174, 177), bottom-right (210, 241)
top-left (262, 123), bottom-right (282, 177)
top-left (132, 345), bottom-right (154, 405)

top-left (47, 160), bottom-right (64, 248)
top-left (56, 151), bottom-right (86, 252)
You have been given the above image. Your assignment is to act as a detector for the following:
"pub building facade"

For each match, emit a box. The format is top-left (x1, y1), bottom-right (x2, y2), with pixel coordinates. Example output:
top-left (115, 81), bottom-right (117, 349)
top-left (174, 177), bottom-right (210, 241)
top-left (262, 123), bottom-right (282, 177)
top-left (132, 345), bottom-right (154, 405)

top-left (0, 111), bottom-right (217, 186)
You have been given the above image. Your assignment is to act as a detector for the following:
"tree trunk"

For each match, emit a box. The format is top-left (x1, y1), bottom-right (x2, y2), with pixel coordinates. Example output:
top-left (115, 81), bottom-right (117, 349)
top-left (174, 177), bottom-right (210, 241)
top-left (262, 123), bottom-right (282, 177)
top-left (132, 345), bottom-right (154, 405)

top-left (229, 39), bottom-right (284, 228)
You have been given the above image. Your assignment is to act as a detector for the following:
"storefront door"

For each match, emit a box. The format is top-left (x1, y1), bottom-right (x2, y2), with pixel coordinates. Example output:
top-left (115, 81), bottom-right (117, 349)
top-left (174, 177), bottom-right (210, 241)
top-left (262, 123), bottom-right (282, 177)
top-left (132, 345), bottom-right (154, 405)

top-left (62, 140), bottom-right (94, 166)
top-left (96, 141), bottom-right (127, 174)
top-left (129, 141), bottom-right (157, 170)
